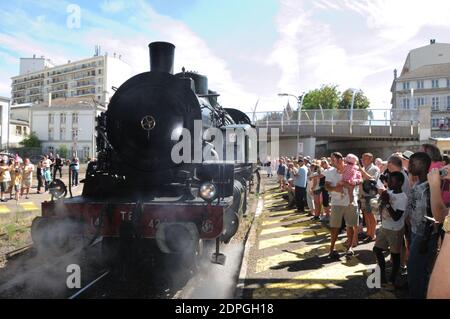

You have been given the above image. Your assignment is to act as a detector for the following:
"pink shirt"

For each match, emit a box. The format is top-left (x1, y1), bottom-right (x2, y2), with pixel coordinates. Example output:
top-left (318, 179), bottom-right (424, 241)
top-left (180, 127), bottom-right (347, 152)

top-left (430, 161), bottom-right (450, 206)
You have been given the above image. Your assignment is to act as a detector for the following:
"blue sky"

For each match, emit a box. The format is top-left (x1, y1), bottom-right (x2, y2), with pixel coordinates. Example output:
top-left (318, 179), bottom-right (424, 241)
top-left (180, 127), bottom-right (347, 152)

top-left (2, 0), bottom-right (450, 111)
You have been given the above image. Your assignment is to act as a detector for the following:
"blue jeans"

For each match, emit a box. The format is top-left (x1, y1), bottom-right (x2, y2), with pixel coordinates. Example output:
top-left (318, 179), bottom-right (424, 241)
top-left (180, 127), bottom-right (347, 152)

top-left (407, 231), bottom-right (439, 299)
top-left (71, 170), bottom-right (79, 186)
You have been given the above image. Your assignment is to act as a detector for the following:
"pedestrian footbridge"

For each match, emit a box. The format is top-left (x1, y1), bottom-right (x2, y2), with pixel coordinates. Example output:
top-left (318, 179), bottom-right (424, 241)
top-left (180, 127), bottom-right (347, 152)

top-left (248, 109), bottom-right (422, 140)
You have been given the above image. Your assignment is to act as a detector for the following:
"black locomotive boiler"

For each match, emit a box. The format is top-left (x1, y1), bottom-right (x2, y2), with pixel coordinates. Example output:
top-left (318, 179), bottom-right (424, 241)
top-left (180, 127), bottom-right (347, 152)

top-left (31, 42), bottom-right (258, 269)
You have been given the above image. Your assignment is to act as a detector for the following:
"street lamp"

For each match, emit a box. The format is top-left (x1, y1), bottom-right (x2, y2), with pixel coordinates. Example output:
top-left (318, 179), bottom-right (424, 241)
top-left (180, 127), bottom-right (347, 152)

top-left (349, 88), bottom-right (363, 122)
top-left (278, 92), bottom-right (305, 155)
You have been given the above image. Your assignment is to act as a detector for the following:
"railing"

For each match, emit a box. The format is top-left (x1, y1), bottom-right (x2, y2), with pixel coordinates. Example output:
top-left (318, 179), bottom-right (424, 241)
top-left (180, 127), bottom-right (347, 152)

top-left (246, 109), bottom-right (420, 138)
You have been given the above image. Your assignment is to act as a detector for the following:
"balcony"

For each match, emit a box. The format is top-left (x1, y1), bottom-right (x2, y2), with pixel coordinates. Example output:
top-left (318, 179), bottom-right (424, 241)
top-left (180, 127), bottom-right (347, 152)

top-left (76, 81), bottom-right (96, 88)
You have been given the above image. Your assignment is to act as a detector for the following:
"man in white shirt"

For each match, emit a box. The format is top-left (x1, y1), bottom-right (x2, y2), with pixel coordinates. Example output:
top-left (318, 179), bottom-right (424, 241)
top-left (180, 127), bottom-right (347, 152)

top-left (325, 152), bottom-right (360, 258)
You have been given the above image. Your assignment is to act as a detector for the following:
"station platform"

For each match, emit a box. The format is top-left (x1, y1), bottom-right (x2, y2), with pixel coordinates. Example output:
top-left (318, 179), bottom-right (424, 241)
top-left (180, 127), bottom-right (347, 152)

top-left (238, 177), bottom-right (408, 299)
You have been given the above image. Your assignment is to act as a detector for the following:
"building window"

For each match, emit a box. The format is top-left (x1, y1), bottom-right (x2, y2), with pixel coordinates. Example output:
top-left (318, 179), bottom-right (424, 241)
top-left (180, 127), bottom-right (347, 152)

top-left (83, 146), bottom-right (90, 158)
top-left (432, 79), bottom-right (440, 88)
top-left (402, 82), bottom-right (410, 90)
top-left (48, 114), bottom-right (54, 124)
top-left (48, 146), bottom-right (54, 154)
top-left (60, 128), bottom-right (66, 140)
top-left (72, 113), bottom-right (78, 124)
top-left (402, 98), bottom-right (410, 109)
top-left (432, 97), bottom-right (440, 111)
top-left (448, 96), bottom-right (450, 110)
top-left (49, 128), bottom-right (54, 141)
top-left (417, 80), bottom-right (424, 89)
top-left (447, 78), bottom-right (450, 87)
top-left (60, 113), bottom-right (66, 124)
top-left (98, 69), bottom-right (102, 75)
top-left (416, 97), bottom-right (425, 107)
top-left (23, 127), bottom-right (27, 136)
top-left (16, 126), bottom-right (22, 136)
top-left (432, 118), bottom-right (440, 128)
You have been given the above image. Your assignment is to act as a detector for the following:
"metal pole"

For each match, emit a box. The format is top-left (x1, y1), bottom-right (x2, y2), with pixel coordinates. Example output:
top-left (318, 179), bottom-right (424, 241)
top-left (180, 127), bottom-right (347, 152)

top-left (350, 90), bottom-right (356, 122)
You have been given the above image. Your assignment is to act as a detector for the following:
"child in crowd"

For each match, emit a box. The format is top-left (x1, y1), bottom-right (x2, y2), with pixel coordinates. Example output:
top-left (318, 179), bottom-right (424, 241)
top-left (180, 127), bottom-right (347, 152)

top-left (12, 161), bottom-right (22, 201)
top-left (373, 171), bottom-right (408, 287)
top-left (339, 153), bottom-right (363, 204)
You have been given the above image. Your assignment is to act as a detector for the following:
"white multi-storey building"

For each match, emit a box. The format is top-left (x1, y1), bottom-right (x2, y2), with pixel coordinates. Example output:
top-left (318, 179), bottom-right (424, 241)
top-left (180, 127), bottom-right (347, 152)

top-left (0, 96), bottom-right (10, 148)
top-left (30, 99), bottom-right (105, 161)
top-left (391, 40), bottom-right (450, 135)
top-left (11, 53), bottom-right (131, 106)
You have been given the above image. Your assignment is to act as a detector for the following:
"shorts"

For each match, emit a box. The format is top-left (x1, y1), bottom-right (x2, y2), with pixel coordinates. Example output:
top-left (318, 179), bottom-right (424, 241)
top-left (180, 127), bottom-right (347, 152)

top-left (330, 205), bottom-right (359, 228)
top-left (14, 184), bottom-right (21, 192)
top-left (375, 227), bottom-right (405, 254)
top-left (322, 189), bottom-right (330, 207)
top-left (0, 181), bottom-right (9, 192)
top-left (278, 174), bottom-right (286, 183)
top-left (361, 196), bottom-right (376, 213)
top-left (22, 179), bottom-right (32, 188)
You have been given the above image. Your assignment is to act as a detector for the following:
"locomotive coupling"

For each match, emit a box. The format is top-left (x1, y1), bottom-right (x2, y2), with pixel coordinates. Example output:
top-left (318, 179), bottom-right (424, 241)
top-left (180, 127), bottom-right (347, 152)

top-left (155, 222), bottom-right (199, 254)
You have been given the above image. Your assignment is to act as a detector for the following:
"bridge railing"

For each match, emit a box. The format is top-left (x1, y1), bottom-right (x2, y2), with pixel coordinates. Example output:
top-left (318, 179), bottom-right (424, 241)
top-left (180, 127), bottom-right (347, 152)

top-left (246, 109), bottom-right (420, 138)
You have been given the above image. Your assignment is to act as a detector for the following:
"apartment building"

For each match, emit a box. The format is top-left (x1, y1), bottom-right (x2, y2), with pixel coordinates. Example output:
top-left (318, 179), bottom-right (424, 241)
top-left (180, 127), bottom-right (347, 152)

top-left (11, 53), bottom-right (131, 106)
top-left (30, 99), bottom-right (105, 161)
top-left (0, 97), bottom-right (10, 148)
top-left (391, 40), bottom-right (450, 136)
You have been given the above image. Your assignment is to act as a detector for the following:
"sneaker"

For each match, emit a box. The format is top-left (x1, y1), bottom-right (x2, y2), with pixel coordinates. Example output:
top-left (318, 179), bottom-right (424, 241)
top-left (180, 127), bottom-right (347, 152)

top-left (328, 250), bottom-right (340, 259)
top-left (363, 237), bottom-right (374, 244)
top-left (312, 216), bottom-right (320, 221)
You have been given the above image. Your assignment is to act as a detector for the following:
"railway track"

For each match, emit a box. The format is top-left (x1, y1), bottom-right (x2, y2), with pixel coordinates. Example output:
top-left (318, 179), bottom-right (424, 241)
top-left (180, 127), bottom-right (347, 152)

top-left (1, 243), bottom-right (33, 260)
top-left (0, 237), bottom-right (103, 297)
top-left (67, 270), bottom-right (111, 299)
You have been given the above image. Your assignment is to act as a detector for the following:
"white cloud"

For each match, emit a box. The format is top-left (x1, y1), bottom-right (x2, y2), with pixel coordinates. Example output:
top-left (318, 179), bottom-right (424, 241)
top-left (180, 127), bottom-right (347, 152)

top-left (340, 0), bottom-right (450, 41)
top-left (268, 0), bottom-right (450, 108)
top-left (100, 0), bottom-right (126, 13)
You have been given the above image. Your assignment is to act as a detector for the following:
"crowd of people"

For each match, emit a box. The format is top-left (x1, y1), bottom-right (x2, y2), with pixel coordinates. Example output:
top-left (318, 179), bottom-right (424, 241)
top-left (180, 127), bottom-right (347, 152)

top-left (0, 152), bottom-right (81, 201)
top-left (265, 143), bottom-right (450, 298)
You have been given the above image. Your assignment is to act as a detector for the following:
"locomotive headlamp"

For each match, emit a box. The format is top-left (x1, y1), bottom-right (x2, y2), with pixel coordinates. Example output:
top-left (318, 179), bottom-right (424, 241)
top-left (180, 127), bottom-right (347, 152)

top-left (199, 182), bottom-right (217, 201)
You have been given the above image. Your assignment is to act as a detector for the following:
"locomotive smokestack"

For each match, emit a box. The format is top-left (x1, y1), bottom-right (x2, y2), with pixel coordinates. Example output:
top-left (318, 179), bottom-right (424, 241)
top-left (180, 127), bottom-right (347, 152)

top-left (149, 42), bottom-right (175, 74)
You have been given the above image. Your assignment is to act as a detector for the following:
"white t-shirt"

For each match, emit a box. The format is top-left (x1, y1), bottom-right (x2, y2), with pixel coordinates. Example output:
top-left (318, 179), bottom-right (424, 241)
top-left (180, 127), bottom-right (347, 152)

top-left (324, 167), bottom-right (358, 206)
top-left (381, 190), bottom-right (408, 231)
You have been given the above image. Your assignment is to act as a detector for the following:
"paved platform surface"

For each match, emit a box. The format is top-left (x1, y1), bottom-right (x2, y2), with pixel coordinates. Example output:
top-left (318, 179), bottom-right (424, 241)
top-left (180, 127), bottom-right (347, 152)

top-left (240, 177), bottom-right (409, 299)
top-left (0, 172), bottom-right (83, 225)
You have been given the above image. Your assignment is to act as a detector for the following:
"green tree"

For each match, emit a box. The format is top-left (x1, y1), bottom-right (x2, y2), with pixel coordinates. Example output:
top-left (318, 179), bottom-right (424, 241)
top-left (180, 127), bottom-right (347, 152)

top-left (302, 85), bottom-right (340, 110)
top-left (57, 144), bottom-right (69, 158)
top-left (339, 89), bottom-right (370, 110)
top-left (19, 132), bottom-right (41, 148)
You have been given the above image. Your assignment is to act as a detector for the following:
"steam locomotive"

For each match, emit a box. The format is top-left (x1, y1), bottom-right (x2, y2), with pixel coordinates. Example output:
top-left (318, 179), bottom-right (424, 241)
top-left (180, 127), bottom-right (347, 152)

top-left (31, 42), bottom-right (258, 269)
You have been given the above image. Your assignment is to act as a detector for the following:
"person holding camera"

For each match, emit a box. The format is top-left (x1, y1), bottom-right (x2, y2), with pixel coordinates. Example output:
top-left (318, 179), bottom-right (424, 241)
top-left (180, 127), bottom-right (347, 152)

top-left (427, 164), bottom-right (450, 298)
top-left (359, 153), bottom-right (380, 243)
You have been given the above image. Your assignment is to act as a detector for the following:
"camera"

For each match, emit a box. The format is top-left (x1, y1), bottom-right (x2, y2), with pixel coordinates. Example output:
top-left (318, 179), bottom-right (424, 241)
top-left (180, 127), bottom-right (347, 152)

top-left (440, 168), bottom-right (448, 177)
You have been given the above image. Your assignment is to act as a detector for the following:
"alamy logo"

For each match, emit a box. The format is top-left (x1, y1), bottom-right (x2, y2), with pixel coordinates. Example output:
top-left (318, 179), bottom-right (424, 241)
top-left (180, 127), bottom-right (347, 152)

top-left (366, 265), bottom-right (381, 289)
top-left (66, 264), bottom-right (81, 289)
top-left (66, 4), bottom-right (81, 29)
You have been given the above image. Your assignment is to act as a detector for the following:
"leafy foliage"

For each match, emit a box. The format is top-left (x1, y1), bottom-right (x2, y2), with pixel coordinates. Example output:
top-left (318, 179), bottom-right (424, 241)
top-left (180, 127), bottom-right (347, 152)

top-left (19, 132), bottom-right (41, 148)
